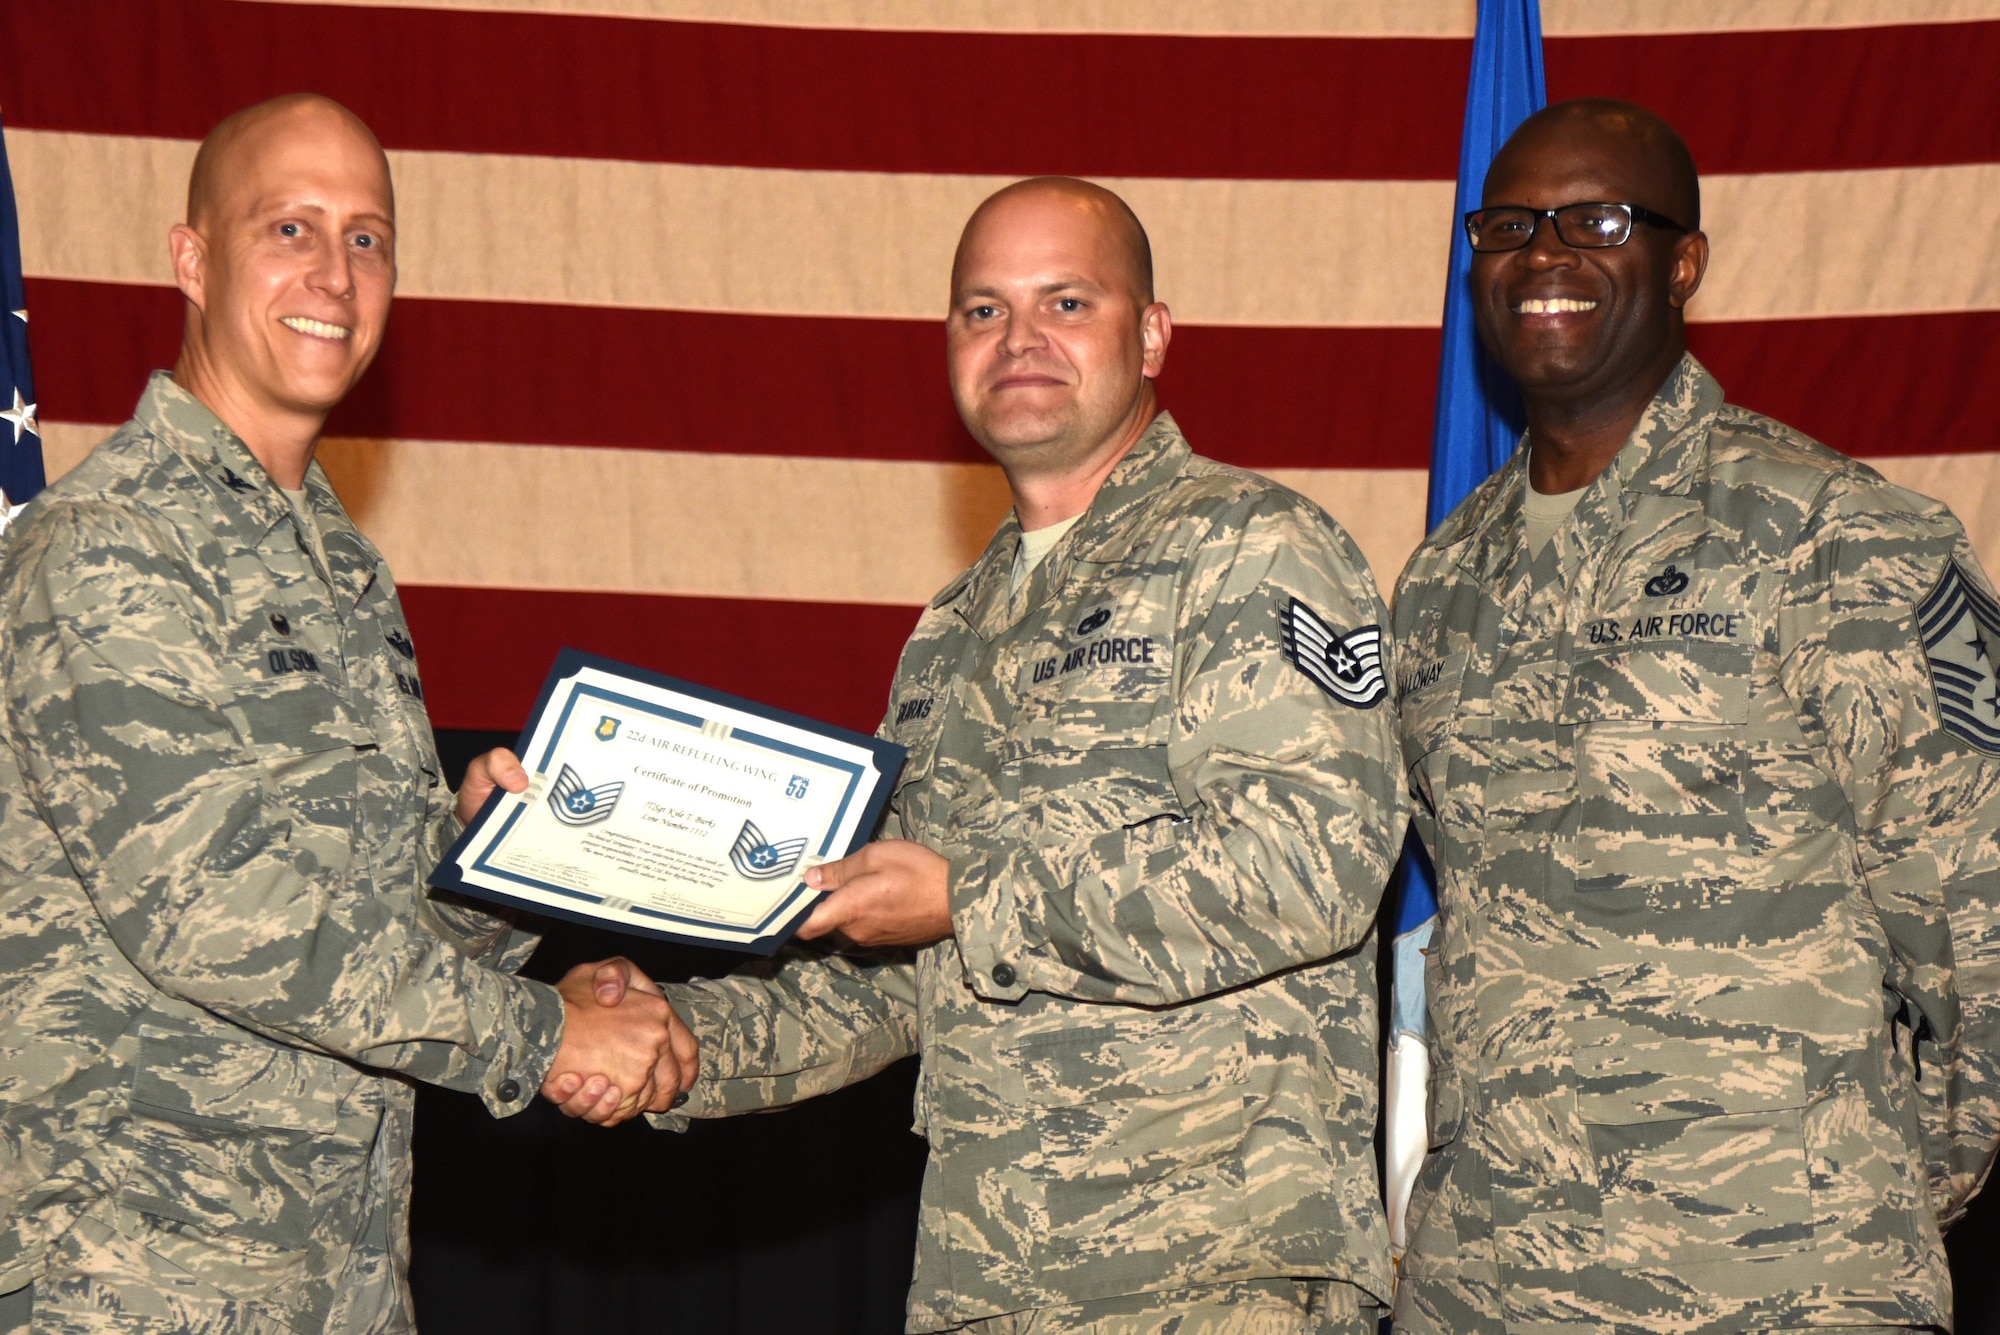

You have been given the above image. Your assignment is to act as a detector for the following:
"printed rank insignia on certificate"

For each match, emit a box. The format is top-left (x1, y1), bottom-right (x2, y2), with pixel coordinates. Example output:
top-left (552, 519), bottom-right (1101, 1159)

top-left (431, 650), bottom-right (905, 954)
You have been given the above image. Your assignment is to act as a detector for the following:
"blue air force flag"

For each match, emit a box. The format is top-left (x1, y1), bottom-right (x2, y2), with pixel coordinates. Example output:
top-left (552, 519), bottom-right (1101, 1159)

top-left (730, 820), bottom-right (809, 881)
top-left (1386, 0), bottom-right (1546, 1257)
top-left (1919, 561), bottom-right (2000, 754)
top-left (0, 112), bottom-right (43, 534)
top-left (1280, 599), bottom-right (1387, 708)
top-left (548, 763), bottom-right (624, 826)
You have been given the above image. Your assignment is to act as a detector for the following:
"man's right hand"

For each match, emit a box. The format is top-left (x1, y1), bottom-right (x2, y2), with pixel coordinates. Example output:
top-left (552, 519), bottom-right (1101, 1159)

top-left (540, 958), bottom-right (688, 1126)
top-left (540, 959), bottom-right (704, 1127)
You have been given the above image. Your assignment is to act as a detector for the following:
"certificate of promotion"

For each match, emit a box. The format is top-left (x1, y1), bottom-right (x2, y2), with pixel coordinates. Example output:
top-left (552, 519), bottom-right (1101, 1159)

top-left (430, 649), bottom-right (905, 955)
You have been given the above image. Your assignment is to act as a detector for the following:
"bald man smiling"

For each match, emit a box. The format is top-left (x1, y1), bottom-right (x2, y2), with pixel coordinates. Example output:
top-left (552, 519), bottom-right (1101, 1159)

top-left (619, 177), bottom-right (1408, 1333)
top-left (0, 96), bottom-right (691, 1334)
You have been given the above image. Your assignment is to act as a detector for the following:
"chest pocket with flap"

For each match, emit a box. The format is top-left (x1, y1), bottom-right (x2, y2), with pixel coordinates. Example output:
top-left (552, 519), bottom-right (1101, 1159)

top-left (1004, 690), bottom-right (1178, 870)
top-left (231, 675), bottom-right (377, 861)
top-left (1002, 580), bottom-right (1180, 860)
top-left (1560, 637), bottom-right (1752, 893)
top-left (1398, 647), bottom-right (1468, 804)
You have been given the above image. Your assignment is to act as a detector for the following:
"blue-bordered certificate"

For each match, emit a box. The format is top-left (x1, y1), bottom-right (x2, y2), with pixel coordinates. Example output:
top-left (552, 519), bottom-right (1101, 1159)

top-left (430, 649), bottom-right (905, 955)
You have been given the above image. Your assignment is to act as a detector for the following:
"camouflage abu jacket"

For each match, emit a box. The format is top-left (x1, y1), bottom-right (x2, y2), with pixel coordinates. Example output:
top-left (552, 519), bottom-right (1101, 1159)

top-left (661, 414), bottom-right (1408, 1330)
top-left (0, 374), bottom-right (563, 1333)
top-left (1393, 356), bottom-right (2000, 1333)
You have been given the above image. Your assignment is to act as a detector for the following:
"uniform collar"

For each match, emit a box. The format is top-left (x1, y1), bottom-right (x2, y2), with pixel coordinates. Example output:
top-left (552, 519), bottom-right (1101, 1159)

top-left (1595, 352), bottom-right (1723, 501)
top-left (1070, 411), bottom-right (1191, 560)
top-left (1446, 353), bottom-right (1722, 592)
top-left (138, 371), bottom-right (292, 540)
top-left (136, 370), bottom-right (379, 604)
top-left (931, 411), bottom-right (1190, 638)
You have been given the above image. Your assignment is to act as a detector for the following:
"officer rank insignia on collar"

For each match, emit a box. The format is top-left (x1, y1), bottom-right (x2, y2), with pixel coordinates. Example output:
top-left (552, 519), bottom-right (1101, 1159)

top-left (1917, 560), bottom-right (2000, 754)
top-left (1280, 598), bottom-right (1387, 709)
top-left (219, 467), bottom-right (257, 494)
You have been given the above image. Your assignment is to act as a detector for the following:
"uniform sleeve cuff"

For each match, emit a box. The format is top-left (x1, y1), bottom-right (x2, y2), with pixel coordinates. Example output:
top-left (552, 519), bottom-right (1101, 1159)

top-left (653, 987), bottom-right (741, 1120)
top-left (476, 975), bottom-right (565, 1117)
top-left (948, 853), bottom-right (1033, 1001)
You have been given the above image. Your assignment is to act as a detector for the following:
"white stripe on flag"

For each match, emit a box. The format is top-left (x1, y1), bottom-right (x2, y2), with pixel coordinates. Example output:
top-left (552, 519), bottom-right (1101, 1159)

top-left (238, 0), bottom-right (2000, 37)
top-left (13, 129), bottom-right (1998, 327)
top-left (39, 423), bottom-right (2000, 606)
top-left (38, 422), bottom-right (1429, 600)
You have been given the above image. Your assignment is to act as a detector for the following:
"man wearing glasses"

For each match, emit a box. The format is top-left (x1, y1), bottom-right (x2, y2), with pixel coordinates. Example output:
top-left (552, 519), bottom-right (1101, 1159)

top-left (1391, 99), bottom-right (2000, 1332)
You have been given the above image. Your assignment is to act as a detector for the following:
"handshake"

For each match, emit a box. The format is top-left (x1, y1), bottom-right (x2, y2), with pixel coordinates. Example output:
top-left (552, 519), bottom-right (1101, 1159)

top-left (460, 748), bottom-right (698, 1126)
top-left (539, 957), bottom-right (699, 1126)
top-left (458, 742), bottom-right (949, 1131)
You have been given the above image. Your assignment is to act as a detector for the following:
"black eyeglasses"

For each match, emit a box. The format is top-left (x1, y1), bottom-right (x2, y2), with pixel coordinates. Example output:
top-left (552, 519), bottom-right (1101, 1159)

top-left (1464, 202), bottom-right (1690, 253)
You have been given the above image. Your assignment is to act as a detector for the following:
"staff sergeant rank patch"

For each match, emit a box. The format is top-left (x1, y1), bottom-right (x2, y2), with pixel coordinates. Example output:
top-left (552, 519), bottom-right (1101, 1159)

top-left (1280, 598), bottom-right (1387, 709)
top-left (1918, 560), bottom-right (2000, 754)
top-left (548, 764), bottom-right (625, 826)
top-left (731, 820), bottom-right (809, 881)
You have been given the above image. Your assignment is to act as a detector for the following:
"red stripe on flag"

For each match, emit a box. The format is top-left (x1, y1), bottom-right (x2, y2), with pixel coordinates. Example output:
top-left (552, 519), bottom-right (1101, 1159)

top-left (0, 0), bottom-right (1464, 180)
top-left (400, 584), bottom-right (919, 734)
top-left (3, 2), bottom-right (1997, 178)
top-left (1544, 28), bottom-right (2000, 178)
top-left (25, 278), bottom-right (1441, 467)
top-left (31, 278), bottom-right (2000, 469)
top-left (1685, 316), bottom-right (2000, 460)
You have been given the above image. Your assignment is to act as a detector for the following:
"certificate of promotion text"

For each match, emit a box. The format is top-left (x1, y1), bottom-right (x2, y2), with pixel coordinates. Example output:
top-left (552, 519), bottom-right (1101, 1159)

top-left (431, 650), bottom-right (905, 954)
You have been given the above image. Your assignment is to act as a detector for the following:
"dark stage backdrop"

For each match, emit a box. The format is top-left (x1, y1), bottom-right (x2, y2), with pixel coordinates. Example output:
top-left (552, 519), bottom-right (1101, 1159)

top-left (418, 730), bottom-right (927, 1335)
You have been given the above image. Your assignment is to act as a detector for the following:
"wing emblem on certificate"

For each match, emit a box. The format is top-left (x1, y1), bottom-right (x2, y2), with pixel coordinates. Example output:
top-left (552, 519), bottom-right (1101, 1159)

top-left (431, 650), bottom-right (906, 954)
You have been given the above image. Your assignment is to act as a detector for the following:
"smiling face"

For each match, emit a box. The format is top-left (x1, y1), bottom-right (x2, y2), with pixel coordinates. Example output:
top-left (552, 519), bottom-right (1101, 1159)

top-left (1471, 109), bottom-right (1705, 414)
top-left (945, 183), bottom-right (1168, 478)
top-left (173, 98), bottom-right (395, 435)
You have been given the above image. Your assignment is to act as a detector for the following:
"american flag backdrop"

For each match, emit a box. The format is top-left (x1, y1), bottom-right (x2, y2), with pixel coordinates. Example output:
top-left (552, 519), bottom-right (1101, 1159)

top-left (0, 109), bottom-right (38, 525)
top-left (4, 0), bottom-right (1999, 742)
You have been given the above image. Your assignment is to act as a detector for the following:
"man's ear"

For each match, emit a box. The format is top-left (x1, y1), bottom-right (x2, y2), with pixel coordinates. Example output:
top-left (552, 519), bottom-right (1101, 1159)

top-left (1140, 302), bottom-right (1173, 380)
top-left (1667, 230), bottom-right (1709, 311)
top-left (169, 223), bottom-right (208, 312)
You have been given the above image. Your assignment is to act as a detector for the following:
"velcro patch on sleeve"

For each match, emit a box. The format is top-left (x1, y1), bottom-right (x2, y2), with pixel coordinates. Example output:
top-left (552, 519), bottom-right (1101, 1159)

top-left (1280, 598), bottom-right (1387, 709)
top-left (1917, 560), bottom-right (2000, 755)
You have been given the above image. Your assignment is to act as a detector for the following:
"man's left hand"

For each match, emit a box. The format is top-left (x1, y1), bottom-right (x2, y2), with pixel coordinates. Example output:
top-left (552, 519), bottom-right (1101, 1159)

top-left (798, 840), bottom-right (953, 947)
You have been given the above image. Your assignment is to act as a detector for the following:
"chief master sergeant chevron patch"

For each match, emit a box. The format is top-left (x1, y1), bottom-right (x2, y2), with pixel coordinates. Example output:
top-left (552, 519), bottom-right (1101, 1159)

top-left (1918, 559), bottom-right (2000, 754)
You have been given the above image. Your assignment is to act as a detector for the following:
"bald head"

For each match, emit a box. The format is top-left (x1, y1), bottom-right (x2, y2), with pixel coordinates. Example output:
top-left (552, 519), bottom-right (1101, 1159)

top-left (169, 94), bottom-right (398, 482)
top-left (1490, 98), bottom-right (1699, 229)
top-left (944, 177), bottom-right (1171, 500)
top-left (953, 177), bottom-right (1154, 307)
top-left (187, 94), bottom-right (391, 232)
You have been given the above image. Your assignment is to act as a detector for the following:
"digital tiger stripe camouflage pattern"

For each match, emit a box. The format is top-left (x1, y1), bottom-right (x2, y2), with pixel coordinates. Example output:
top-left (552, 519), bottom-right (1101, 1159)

top-left (1393, 356), bottom-right (2000, 1333)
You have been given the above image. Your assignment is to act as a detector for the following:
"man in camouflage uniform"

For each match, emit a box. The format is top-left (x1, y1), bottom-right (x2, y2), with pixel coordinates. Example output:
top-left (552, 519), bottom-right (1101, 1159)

top-left (0, 95), bottom-right (689, 1334)
top-left (627, 179), bottom-right (1407, 1330)
top-left (1393, 99), bottom-right (2000, 1332)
